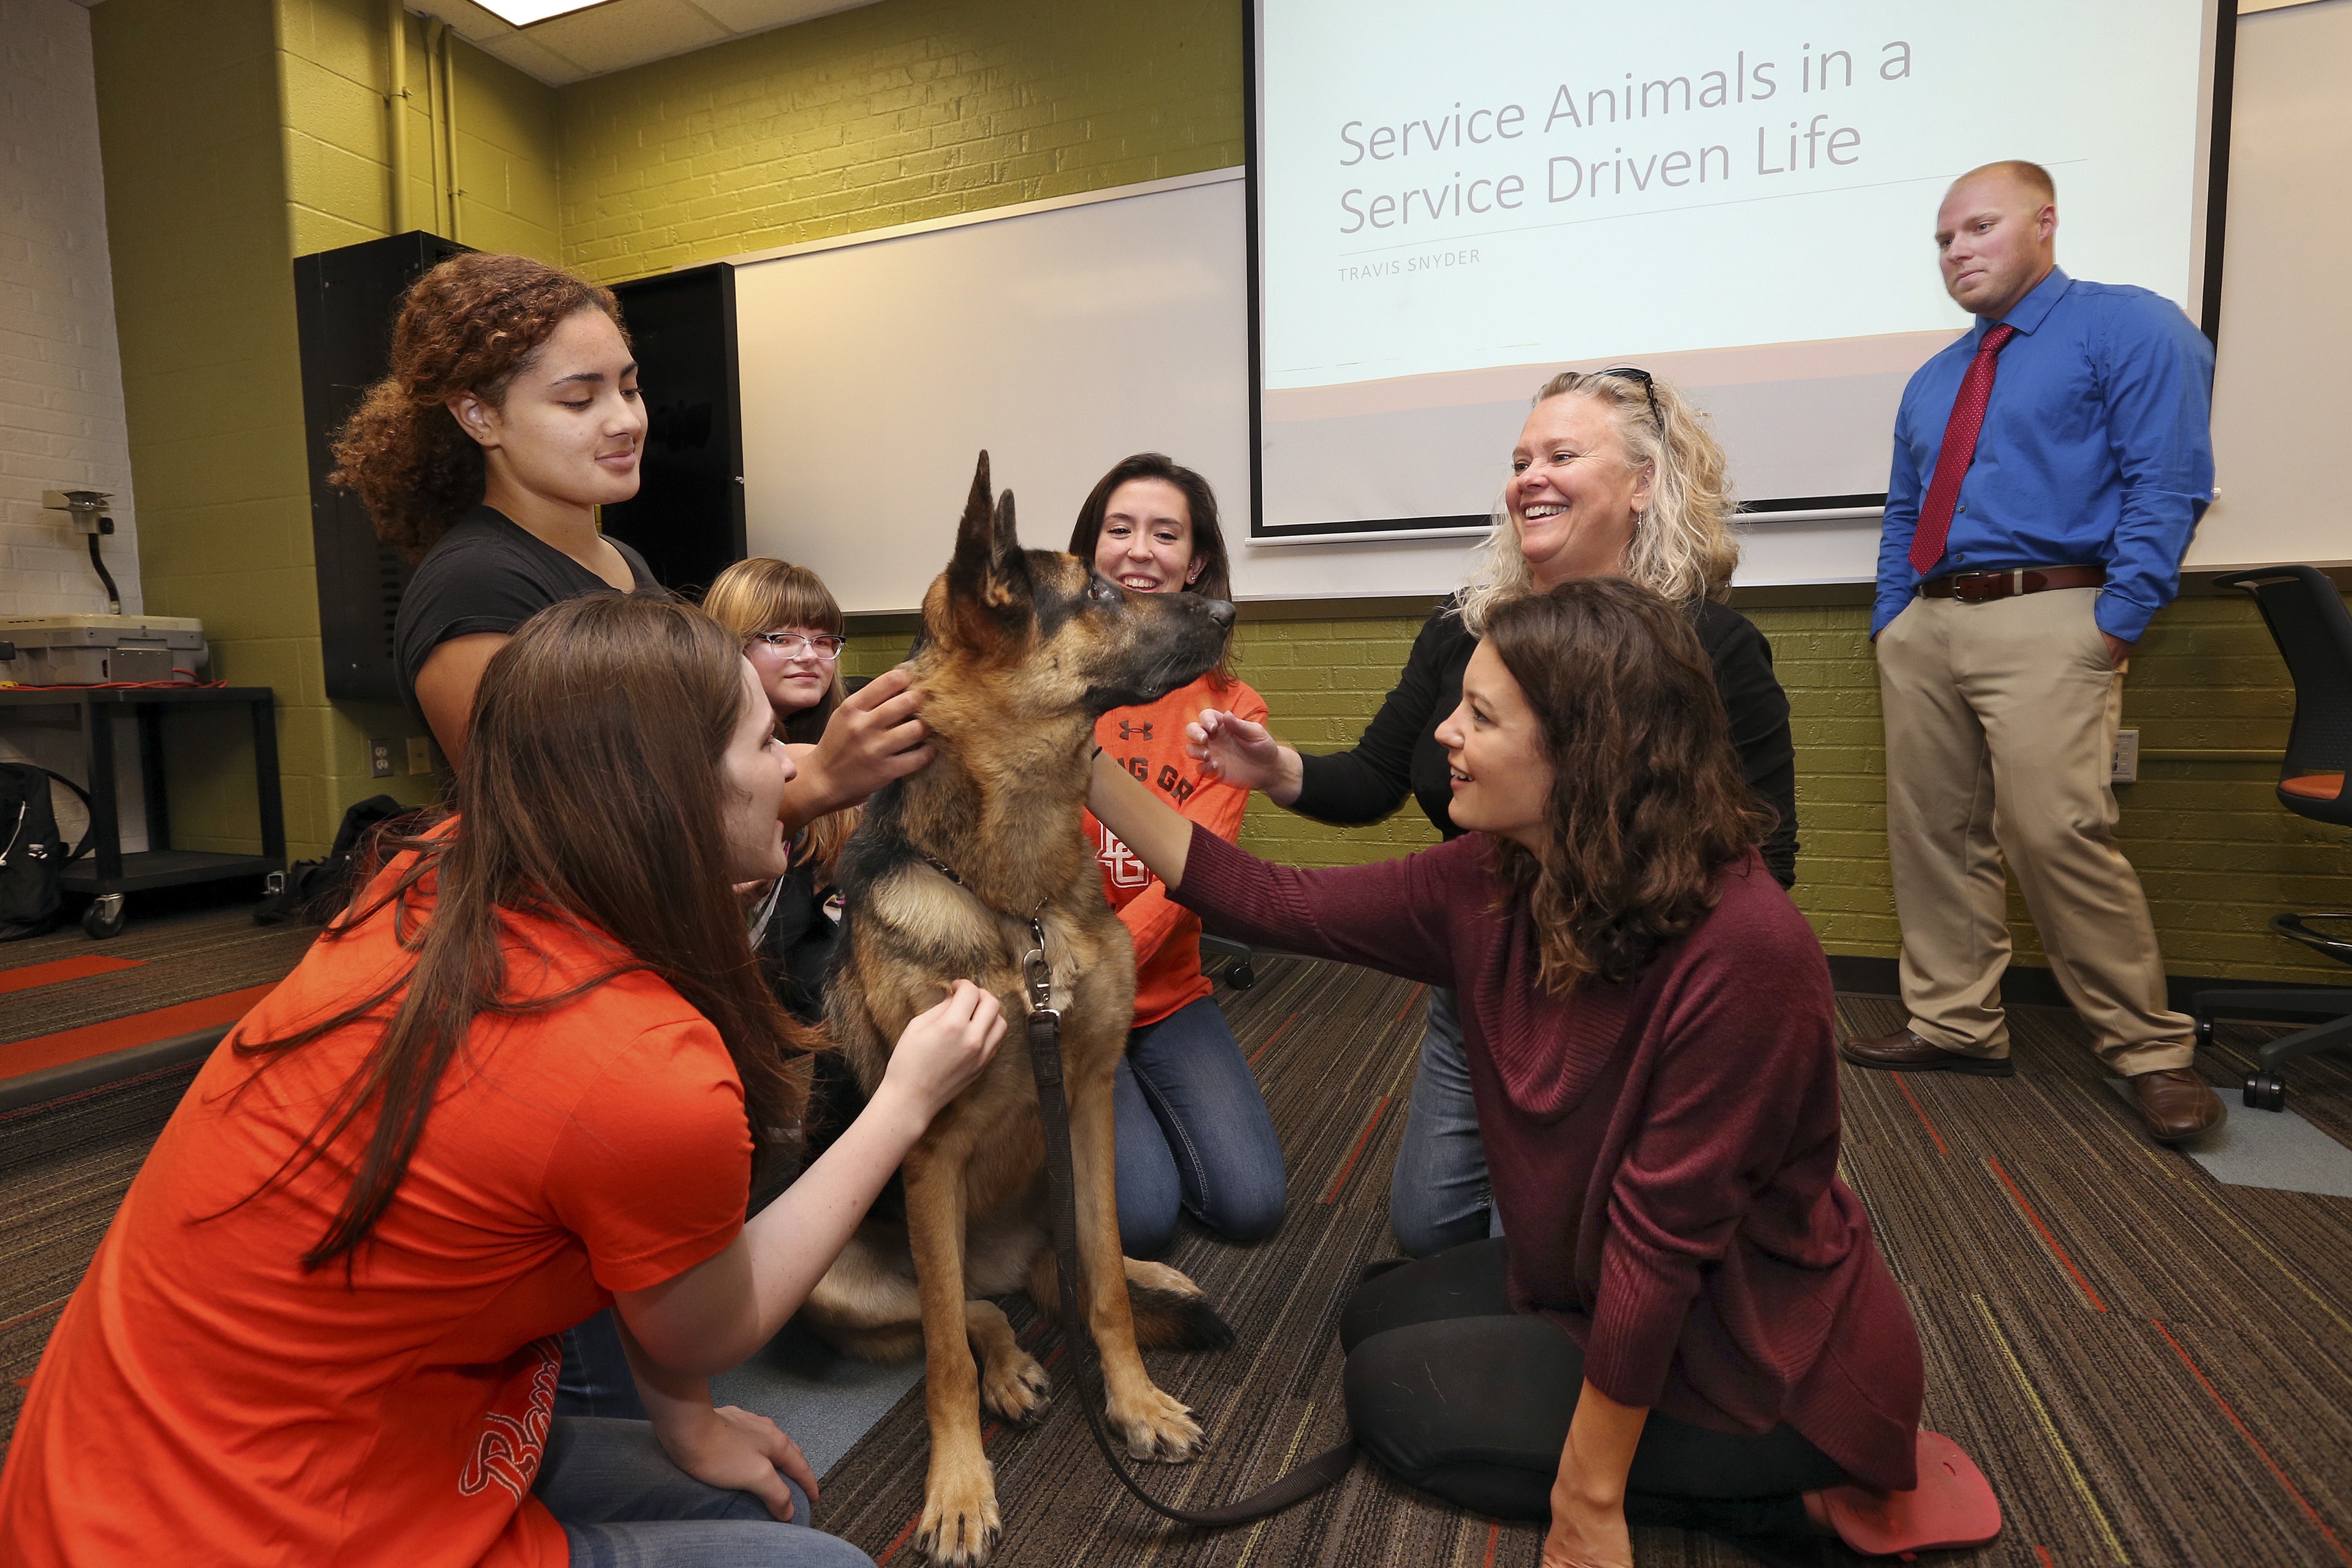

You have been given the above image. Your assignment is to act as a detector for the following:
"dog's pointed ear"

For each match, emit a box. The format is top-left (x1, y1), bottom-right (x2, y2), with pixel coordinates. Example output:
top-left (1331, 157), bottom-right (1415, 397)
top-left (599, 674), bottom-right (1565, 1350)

top-left (949, 450), bottom-right (992, 579)
top-left (946, 450), bottom-right (1031, 649)
top-left (993, 484), bottom-right (1019, 563)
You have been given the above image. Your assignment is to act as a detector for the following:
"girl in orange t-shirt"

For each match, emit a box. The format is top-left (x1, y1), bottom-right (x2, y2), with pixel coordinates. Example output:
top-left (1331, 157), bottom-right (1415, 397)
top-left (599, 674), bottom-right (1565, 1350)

top-left (0, 597), bottom-right (1005, 1568)
top-left (1068, 454), bottom-right (1286, 1257)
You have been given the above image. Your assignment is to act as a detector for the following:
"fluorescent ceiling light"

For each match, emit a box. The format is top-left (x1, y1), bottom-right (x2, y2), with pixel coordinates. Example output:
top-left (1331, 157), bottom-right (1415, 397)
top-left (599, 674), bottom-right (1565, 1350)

top-left (468, 0), bottom-right (613, 26)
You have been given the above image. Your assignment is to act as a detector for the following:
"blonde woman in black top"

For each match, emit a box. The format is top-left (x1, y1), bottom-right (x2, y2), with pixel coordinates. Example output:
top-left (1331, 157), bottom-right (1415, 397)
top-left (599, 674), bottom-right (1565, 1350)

top-left (1188, 368), bottom-right (1799, 1258)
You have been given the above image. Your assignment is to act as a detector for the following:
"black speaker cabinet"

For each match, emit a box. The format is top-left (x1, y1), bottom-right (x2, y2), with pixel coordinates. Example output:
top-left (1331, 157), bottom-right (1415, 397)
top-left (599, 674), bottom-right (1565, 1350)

top-left (601, 263), bottom-right (745, 599)
top-left (294, 231), bottom-right (470, 704)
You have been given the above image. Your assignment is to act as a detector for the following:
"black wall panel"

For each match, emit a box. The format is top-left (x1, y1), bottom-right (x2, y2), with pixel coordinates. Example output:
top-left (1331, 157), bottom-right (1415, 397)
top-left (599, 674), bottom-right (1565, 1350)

top-left (601, 263), bottom-right (745, 599)
top-left (294, 231), bottom-right (470, 705)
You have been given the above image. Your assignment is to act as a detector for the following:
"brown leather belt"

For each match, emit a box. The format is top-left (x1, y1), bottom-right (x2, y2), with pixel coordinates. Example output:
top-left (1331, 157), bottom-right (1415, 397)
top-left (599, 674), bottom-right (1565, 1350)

top-left (1920, 564), bottom-right (2106, 603)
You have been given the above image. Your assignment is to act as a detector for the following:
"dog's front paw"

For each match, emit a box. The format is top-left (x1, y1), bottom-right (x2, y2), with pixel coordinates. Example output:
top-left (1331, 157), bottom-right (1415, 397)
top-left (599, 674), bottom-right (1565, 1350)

top-left (917, 1457), bottom-right (1001, 1567)
top-left (1106, 1381), bottom-right (1205, 1463)
top-left (979, 1343), bottom-right (1052, 1426)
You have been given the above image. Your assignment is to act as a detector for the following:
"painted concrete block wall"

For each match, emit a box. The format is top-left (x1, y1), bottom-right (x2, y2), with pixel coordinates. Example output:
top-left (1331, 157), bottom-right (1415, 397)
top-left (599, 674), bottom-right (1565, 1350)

top-left (79, 0), bottom-right (2342, 986)
top-left (88, 0), bottom-right (559, 859)
top-left (88, 0), bottom-right (307, 856)
top-left (1755, 598), bottom-right (2352, 986)
top-left (859, 597), bottom-right (2343, 986)
top-left (276, 0), bottom-right (560, 263)
top-left (439, 26), bottom-right (564, 261)
top-left (557, 0), bottom-right (1243, 283)
top-left (0, 0), bottom-right (139, 619)
top-left (562, 0), bottom-right (2340, 987)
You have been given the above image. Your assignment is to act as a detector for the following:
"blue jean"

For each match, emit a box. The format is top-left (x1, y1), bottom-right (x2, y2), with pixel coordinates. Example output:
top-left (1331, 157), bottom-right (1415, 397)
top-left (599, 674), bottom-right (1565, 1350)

top-left (559, 1306), bottom-right (649, 1422)
top-left (1387, 988), bottom-right (1497, 1257)
top-left (1114, 994), bottom-right (1287, 1256)
top-left (535, 1416), bottom-right (873, 1566)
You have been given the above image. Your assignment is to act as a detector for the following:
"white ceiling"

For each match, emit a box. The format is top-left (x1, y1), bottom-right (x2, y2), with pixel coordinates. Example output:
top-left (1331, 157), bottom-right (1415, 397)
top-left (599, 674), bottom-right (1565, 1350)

top-left (413, 0), bottom-right (883, 87)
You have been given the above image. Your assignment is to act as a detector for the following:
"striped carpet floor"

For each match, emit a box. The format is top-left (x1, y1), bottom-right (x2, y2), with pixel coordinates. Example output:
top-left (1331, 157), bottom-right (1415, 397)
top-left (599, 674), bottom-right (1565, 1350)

top-left (0, 1061), bottom-right (202, 1428)
top-left (4, 940), bottom-right (2350, 1567)
top-left (0, 906), bottom-right (318, 1046)
top-left (799, 970), bottom-right (2352, 1568)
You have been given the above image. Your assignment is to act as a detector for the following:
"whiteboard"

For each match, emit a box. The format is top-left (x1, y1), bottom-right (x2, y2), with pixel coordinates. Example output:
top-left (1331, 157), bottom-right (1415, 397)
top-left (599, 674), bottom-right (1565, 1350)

top-left (734, 170), bottom-right (1425, 612)
top-left (2188, 0), bottom-right (2352, 571)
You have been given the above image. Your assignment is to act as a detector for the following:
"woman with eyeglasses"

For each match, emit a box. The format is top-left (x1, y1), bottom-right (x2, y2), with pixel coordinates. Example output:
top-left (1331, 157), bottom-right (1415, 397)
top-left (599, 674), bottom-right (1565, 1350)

top-left (1187, 369), bottom-right (1800, 1259)
top-left (702, 558), bottom-right (859, 1027)
top-left (344, 251), bottom-right (928, 826)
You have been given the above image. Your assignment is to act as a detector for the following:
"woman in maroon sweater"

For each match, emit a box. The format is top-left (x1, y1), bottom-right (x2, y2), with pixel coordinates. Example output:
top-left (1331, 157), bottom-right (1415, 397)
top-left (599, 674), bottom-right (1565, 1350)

top-left (1088, 579), bottom-right (1977, 1566)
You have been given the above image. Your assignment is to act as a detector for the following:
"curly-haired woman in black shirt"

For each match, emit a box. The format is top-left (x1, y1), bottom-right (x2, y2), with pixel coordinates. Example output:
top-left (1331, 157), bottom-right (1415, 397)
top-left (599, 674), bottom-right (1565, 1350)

top-left (335, 251), bottom-right (925, 824)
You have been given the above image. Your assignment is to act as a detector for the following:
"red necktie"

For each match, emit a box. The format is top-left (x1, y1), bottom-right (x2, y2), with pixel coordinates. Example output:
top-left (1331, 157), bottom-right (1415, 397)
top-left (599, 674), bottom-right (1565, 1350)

top-left (1909, 323), bottom-right (2018, 576)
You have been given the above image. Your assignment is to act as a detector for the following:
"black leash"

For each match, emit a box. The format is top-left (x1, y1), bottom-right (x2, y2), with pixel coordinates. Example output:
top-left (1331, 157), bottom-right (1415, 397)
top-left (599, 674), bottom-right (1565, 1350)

top-left (1016, 918), bottom-right (1358, 1526)
top-left (922, 851), bottom-right (1358, 1527)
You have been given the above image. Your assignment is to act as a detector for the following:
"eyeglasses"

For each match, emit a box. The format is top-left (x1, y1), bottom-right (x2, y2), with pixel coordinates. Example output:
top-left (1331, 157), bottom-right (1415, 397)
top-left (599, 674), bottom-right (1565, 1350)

top-left (1596, 365), bottom-right (1663, 432)
top-left (747, 631), bottom-right (845, 661)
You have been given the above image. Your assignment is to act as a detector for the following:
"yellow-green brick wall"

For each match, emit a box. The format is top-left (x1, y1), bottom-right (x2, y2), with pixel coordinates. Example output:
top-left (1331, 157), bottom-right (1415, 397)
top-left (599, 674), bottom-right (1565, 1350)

top-left (93, 0), bottom-right (2345, 990)
top-left (557, 0), bottom-right (1244, 283)
top-left (92, 0), bottom-right (560, 858)
top-left (1757, 597), bottom-right (2351, 986)
top-left (854, 597), bottom-right (2345, 986)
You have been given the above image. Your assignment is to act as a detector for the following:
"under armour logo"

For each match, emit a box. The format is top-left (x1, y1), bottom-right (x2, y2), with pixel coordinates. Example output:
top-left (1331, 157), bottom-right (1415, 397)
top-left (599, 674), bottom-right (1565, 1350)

top-left (1118, 720), bottom-right (1153, 741)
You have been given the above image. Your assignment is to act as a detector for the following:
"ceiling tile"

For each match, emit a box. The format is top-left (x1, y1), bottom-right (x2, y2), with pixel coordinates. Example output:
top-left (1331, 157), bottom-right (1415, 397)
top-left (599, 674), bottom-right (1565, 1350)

top-left (689, 0), bottom-right (871, 37)
top-left (412, 0), bottom-right (882, 87)
top-left (517, 0), bottom-right (730, 77)
top-left (470, 29), bottom-right (593, 86)
top-left (420, 0), bottom-right (526, 45)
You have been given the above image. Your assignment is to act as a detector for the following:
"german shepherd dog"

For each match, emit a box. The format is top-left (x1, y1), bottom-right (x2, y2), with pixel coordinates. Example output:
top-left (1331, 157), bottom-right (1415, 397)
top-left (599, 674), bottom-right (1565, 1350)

top-left (802, 454), bottom-right (1238, 1566)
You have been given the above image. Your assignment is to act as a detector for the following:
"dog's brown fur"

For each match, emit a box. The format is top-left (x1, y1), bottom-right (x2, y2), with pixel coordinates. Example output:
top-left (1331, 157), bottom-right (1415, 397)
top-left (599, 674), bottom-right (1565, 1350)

top-left (801, 454), bottom-right (1237, 1566)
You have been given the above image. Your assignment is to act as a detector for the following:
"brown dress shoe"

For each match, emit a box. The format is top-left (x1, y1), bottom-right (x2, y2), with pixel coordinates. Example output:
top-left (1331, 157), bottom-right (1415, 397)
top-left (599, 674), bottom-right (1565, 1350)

top-left (2127, 1067), bottom-right (2225, 1144)
top-left (1838, 1028), bottom-right (2015, 1077)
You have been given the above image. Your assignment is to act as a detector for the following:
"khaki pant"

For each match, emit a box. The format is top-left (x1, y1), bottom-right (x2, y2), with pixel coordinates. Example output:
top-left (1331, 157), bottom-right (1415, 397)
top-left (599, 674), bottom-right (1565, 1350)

top-left (1875, 587), bottom-right (2192, 1073)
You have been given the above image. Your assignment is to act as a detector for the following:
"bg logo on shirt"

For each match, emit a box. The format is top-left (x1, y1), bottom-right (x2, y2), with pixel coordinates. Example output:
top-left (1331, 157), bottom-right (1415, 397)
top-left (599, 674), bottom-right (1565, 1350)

top-left (1093, 817), bottom-right (1152, 891)
top-left (459, 1336), bottom-right (562, 1502)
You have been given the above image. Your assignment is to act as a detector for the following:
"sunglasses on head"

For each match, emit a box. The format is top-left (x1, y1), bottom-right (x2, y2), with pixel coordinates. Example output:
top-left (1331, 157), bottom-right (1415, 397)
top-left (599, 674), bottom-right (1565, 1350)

top-left (1596, 366), bottom-right (1663, 432)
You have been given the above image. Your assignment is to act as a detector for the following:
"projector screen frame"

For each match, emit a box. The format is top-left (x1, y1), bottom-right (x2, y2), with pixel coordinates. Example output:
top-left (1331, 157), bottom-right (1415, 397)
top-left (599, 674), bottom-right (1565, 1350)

top-left (1240, 0), bottom-right (2242, 547)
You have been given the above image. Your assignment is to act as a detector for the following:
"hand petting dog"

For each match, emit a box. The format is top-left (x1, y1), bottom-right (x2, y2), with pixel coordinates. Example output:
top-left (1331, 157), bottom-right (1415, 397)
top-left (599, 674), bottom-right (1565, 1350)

top-left (782, 663), bottom-right (933, 829)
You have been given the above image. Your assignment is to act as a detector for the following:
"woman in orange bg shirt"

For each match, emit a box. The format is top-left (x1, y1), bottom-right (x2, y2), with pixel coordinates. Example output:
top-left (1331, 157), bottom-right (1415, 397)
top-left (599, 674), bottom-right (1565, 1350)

top-left (0, 597), bottom-right (1004, 1567)
top-left (1068, 454), bottom-right (1286, 1257)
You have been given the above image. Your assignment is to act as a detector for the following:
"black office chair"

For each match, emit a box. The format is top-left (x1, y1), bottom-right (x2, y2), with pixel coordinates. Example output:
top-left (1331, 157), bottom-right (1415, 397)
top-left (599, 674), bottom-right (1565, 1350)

top-left (2192, 566), bottom-right (2352, 1110)
top-left (1202, 933), bottom-right (1257, 989)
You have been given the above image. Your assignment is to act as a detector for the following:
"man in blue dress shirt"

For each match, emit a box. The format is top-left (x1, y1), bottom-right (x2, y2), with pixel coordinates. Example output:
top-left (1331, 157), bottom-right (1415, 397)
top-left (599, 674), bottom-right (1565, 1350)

top-left (1840, 160), bottom-right (2224, 1144)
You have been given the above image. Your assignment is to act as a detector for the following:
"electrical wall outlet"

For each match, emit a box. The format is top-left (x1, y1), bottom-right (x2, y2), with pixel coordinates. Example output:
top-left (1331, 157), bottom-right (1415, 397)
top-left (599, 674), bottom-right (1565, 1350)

top-left (369, 739), bottom-right (395, 778)
top-left (2112, 727), bottom-right (2140, 785)
top-left (407, 736), bottom-right (434, 775)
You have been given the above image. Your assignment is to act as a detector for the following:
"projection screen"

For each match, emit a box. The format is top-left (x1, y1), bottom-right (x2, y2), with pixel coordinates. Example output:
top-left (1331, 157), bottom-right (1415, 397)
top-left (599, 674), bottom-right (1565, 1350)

top-left (1249, 0), bottom-right (2228, 541)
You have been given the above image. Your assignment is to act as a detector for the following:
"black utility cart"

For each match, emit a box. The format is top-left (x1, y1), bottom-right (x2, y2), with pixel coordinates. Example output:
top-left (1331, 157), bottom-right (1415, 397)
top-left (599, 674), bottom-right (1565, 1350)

top-left (0, 685), bottom-right (285, 938)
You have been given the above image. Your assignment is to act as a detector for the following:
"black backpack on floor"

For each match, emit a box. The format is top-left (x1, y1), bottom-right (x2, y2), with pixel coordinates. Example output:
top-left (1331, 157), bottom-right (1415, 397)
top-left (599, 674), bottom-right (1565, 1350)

top-left (0, 764), bottom-right (93, 941)
top-left (253, 793), bottom-right (419, 927)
